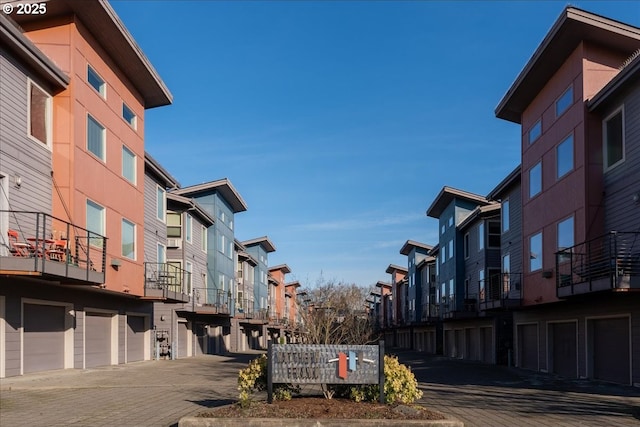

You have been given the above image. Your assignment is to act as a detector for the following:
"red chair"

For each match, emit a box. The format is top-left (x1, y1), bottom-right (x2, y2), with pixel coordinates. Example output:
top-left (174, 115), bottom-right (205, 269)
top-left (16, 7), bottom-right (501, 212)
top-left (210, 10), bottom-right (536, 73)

top-left (8, 229), bottom-right (31, 257)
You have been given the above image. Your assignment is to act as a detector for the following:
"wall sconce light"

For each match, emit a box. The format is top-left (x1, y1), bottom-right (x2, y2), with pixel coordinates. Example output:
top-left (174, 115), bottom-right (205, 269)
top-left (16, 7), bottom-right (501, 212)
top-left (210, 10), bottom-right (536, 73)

top-left (110, 259), bottom-right (122, 270)
top-left (160, 315), bottom-right (166, 321)
top-left (14, 175), bottom-right (22, 188)
top-left (542, 270), bottom-right (553, 279)
top-left (633, 193), bottom-right (640, 204)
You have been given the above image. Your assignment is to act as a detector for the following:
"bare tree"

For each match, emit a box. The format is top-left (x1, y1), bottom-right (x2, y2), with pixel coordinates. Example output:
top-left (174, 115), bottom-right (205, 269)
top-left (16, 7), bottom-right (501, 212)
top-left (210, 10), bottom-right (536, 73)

top-left (297, 279), bottom-right (378, 346)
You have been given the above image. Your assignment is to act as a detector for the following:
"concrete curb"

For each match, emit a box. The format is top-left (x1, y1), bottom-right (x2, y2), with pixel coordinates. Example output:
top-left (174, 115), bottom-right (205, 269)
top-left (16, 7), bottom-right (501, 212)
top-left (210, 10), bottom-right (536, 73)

top-left (178, 418), bottom-right (464, 427)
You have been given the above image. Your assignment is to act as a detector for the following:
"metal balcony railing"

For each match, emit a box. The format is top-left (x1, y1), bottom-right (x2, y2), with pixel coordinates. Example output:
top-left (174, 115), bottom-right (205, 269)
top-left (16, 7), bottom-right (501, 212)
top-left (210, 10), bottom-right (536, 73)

top-left (144, 262), bottom-right (191, 301)
top-left (556, 231), bottom-right (640, 297)
top-left (192, 287), bottom-right (230, 314)
top-left (1, 210), bottom-right (106, 284)
top-left (478, 273), bottom-right (522, 310)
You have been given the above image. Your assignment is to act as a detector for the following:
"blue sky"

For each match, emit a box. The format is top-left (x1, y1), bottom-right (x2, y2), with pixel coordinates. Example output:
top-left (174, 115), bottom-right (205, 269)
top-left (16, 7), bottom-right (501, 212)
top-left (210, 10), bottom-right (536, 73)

top-left (111, 1), bottom-right (639, 288)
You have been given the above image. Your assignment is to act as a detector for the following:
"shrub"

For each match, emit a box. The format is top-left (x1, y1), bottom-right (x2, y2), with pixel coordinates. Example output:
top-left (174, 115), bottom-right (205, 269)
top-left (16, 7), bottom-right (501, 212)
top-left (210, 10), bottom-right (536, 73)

top-left (333, 355), bottom-right (423, 404)
top-left (237, 354), bottom-right (299, 407)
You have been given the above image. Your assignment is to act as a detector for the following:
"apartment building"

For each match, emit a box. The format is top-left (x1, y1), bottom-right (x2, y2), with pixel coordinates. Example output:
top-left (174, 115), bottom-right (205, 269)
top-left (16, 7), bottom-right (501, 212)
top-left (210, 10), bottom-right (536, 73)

top-left (496, 7), bottom-right (640, 385)
top-left (171, 179), bottom-right (247, 353)
top-left (0, 0), bottom-right (171, 377)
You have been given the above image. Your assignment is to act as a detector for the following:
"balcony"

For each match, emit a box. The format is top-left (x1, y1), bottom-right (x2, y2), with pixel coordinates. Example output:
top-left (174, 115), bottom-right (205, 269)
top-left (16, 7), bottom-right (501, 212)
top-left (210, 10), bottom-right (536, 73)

top-left (442, 293), bottom-right (478, 320)
top-left (420, 303), bottom-right (440, 322)
top-left (1, 211), bottom-right (106, 284)
top-left (190, 287), bottom-right (230, 315)
top-left (143, 262), bottom-right (190, 302)
top-left (479, 273), bottom-right (522, 311)
top-left (235, 298), bottom-right (255, 319)
top-left (556, 231), bottom-right (640, 298)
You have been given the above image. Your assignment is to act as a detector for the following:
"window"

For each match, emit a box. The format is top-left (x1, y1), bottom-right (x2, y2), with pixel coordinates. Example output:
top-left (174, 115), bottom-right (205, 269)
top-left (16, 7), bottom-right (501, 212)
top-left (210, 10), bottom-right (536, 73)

top-left (441, 224), bottom-right (445, 235)
top-left (556, 85), bottom-right (573, 117)
top-left (87, 115), bottom-right (105, 161)
top-left (528, 120), bottom-right (541, 144)
top-left (185, 214), bottom-right (192, 243)
top-left (448, 240), bottom-right (453, 259)
top-left (185, 261), bottom-right (193, 294)
top-left (448, 216), bottom-right (453, 227)
top-left (502, 199), bottom-right (510, 233)
top-left (121, 218), bottom-right (135, 259)
top-left (478, 222), bottom-right (484, 251)
top-left (28, 81), bottom-right (51, 146)
top-left (529, 232), bottom-right (542, 272)
top-left (488, 221), bottom-right (501, 247)
top-left (156, 186), bottom-right (166, 222)
top-left (122, 103), bottom-right (136, 129)
top-left (529, 162), bottom-right (542, 198)
top-left (87, 65), bottom-right (106, 97)
top-left (557, 134), bottom-right (573, 179)
top-left (557, 216), bottom-right (574, 251)
top-left (86, 199), bottom-right (105, 248)
top-left (167, 212), bottom-right (181, 238)
top-left (122, 146), bottom-right (136, 184)
top-left (479, 270), bottom-right (485, 300)
top-left (156, 243), bottom-right (166, 263)
top-left (201, 225), bottom-right (207, 252)
top-left (441, 247), bottom-right (445, 264)
top-left (464, 233), bottom-right (469, 258)
top-left (502, 253), bottom-right (511, 292)
top-left (604, 108), bottom-right (624, 170)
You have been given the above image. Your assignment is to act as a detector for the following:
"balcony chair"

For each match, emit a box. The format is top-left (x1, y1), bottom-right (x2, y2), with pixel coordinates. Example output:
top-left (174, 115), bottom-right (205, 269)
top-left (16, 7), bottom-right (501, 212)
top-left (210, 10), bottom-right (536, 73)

top-left (7, 229), bottom-right (31, 257)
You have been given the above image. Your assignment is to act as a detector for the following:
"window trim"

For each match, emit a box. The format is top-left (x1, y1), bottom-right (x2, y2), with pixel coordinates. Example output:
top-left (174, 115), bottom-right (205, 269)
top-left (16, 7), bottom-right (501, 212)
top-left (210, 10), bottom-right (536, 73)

top-left (122, 103), bottom-right (137, 130)
top-left (121, 145), bottom-right (136, 185)
top-left (529, 161), bottom-right (542, 199)
top-left (185, 214), bottom-right (193, 244)
top-left (557, 215), bottom-right (575, 252)
top-left (529, 232), bottom-right (543, 272)
top-left (87, 114), bottom-right (106, 162)
top-left (555, 85), bottom-right (573, 118)
top-left (156, 185), bottom-right (166, 223)
top-left (27, 79), bottom-right (52, 149)
top-left (528, 119), bottom-right (541, 144)
top-left (603, 106), bottom-right (625, 172)
top-left (86, 198), bottom-right (105, 248)
top-left (502, 198), bottom-right (510, 233)
top-left (87, 65), bottom-right (106, 98)
top-left (556, 133), bottom-right (574, 180)
top-left (463, 232), bottom-right (470, 259)
top-left (201, 225), bottom-right (208, 252)
top-left (121, 217), bottom-right (136, 260)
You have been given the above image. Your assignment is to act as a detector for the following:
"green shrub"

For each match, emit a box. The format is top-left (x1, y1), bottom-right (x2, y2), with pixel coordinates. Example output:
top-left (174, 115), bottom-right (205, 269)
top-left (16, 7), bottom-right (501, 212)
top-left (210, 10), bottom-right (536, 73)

top-left (237, 354), bottom-right (421, 407)
top-left (237, 354), bottom-right (299, 407)
top-left (333, 355), bottom-right (423, 404)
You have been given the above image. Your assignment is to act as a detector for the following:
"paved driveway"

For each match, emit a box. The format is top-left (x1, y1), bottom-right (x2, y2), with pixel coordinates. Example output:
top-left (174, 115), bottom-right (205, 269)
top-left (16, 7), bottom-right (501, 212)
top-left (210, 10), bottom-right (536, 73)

top-left (1, 350), bottom-right (639, 426)
top-left (396, 350), bottom-right (640, 427)
top-left (0, 354), bottom-right (255, 427)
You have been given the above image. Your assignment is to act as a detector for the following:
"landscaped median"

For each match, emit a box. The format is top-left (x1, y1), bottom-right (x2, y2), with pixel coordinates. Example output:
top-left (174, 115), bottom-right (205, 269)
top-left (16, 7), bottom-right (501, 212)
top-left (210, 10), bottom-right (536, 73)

top-left (178, 351), bottom-right (463, 427)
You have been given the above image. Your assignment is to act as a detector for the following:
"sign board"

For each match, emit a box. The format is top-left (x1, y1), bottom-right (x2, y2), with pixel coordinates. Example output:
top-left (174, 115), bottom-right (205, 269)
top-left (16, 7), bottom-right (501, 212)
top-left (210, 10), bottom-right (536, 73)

top-left (267, 341), bottom-right (385, 403)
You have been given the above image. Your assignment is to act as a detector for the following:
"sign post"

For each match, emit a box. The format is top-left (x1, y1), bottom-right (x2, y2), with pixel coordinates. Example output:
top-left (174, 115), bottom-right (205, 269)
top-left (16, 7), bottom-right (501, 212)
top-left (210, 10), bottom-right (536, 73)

top-left (267, 342), bottom-right (385, 404)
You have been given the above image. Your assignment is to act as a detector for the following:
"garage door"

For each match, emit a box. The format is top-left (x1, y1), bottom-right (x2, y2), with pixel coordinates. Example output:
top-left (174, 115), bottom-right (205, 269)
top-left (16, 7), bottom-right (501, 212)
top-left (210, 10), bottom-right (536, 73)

top-left (591, 317), bottom-right (630, 384)
top-left (550, 322), bottom-right (577, 378)
top-left (480, 327), bottom-right (492, 363)
top-left (177, 322), bottom-right (189, 358)
top-left (86, 313), bottom-right (112, 368)
top-left (24, 303), bottom-right (65, 373)
top-left (445, 330), bottom-right (454, 358)
top-left (517, 324), bottom-right (538, 370)
top-left (127, 316), bottom-right (145, 362)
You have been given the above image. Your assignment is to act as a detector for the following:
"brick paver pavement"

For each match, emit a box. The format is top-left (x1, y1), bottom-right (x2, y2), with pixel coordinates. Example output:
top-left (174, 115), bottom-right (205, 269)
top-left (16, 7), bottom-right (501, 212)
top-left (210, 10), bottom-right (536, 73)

top-left (1, 349), bottom-right (639, 426)
top-left (396, 350), bottom-right (640, 427)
